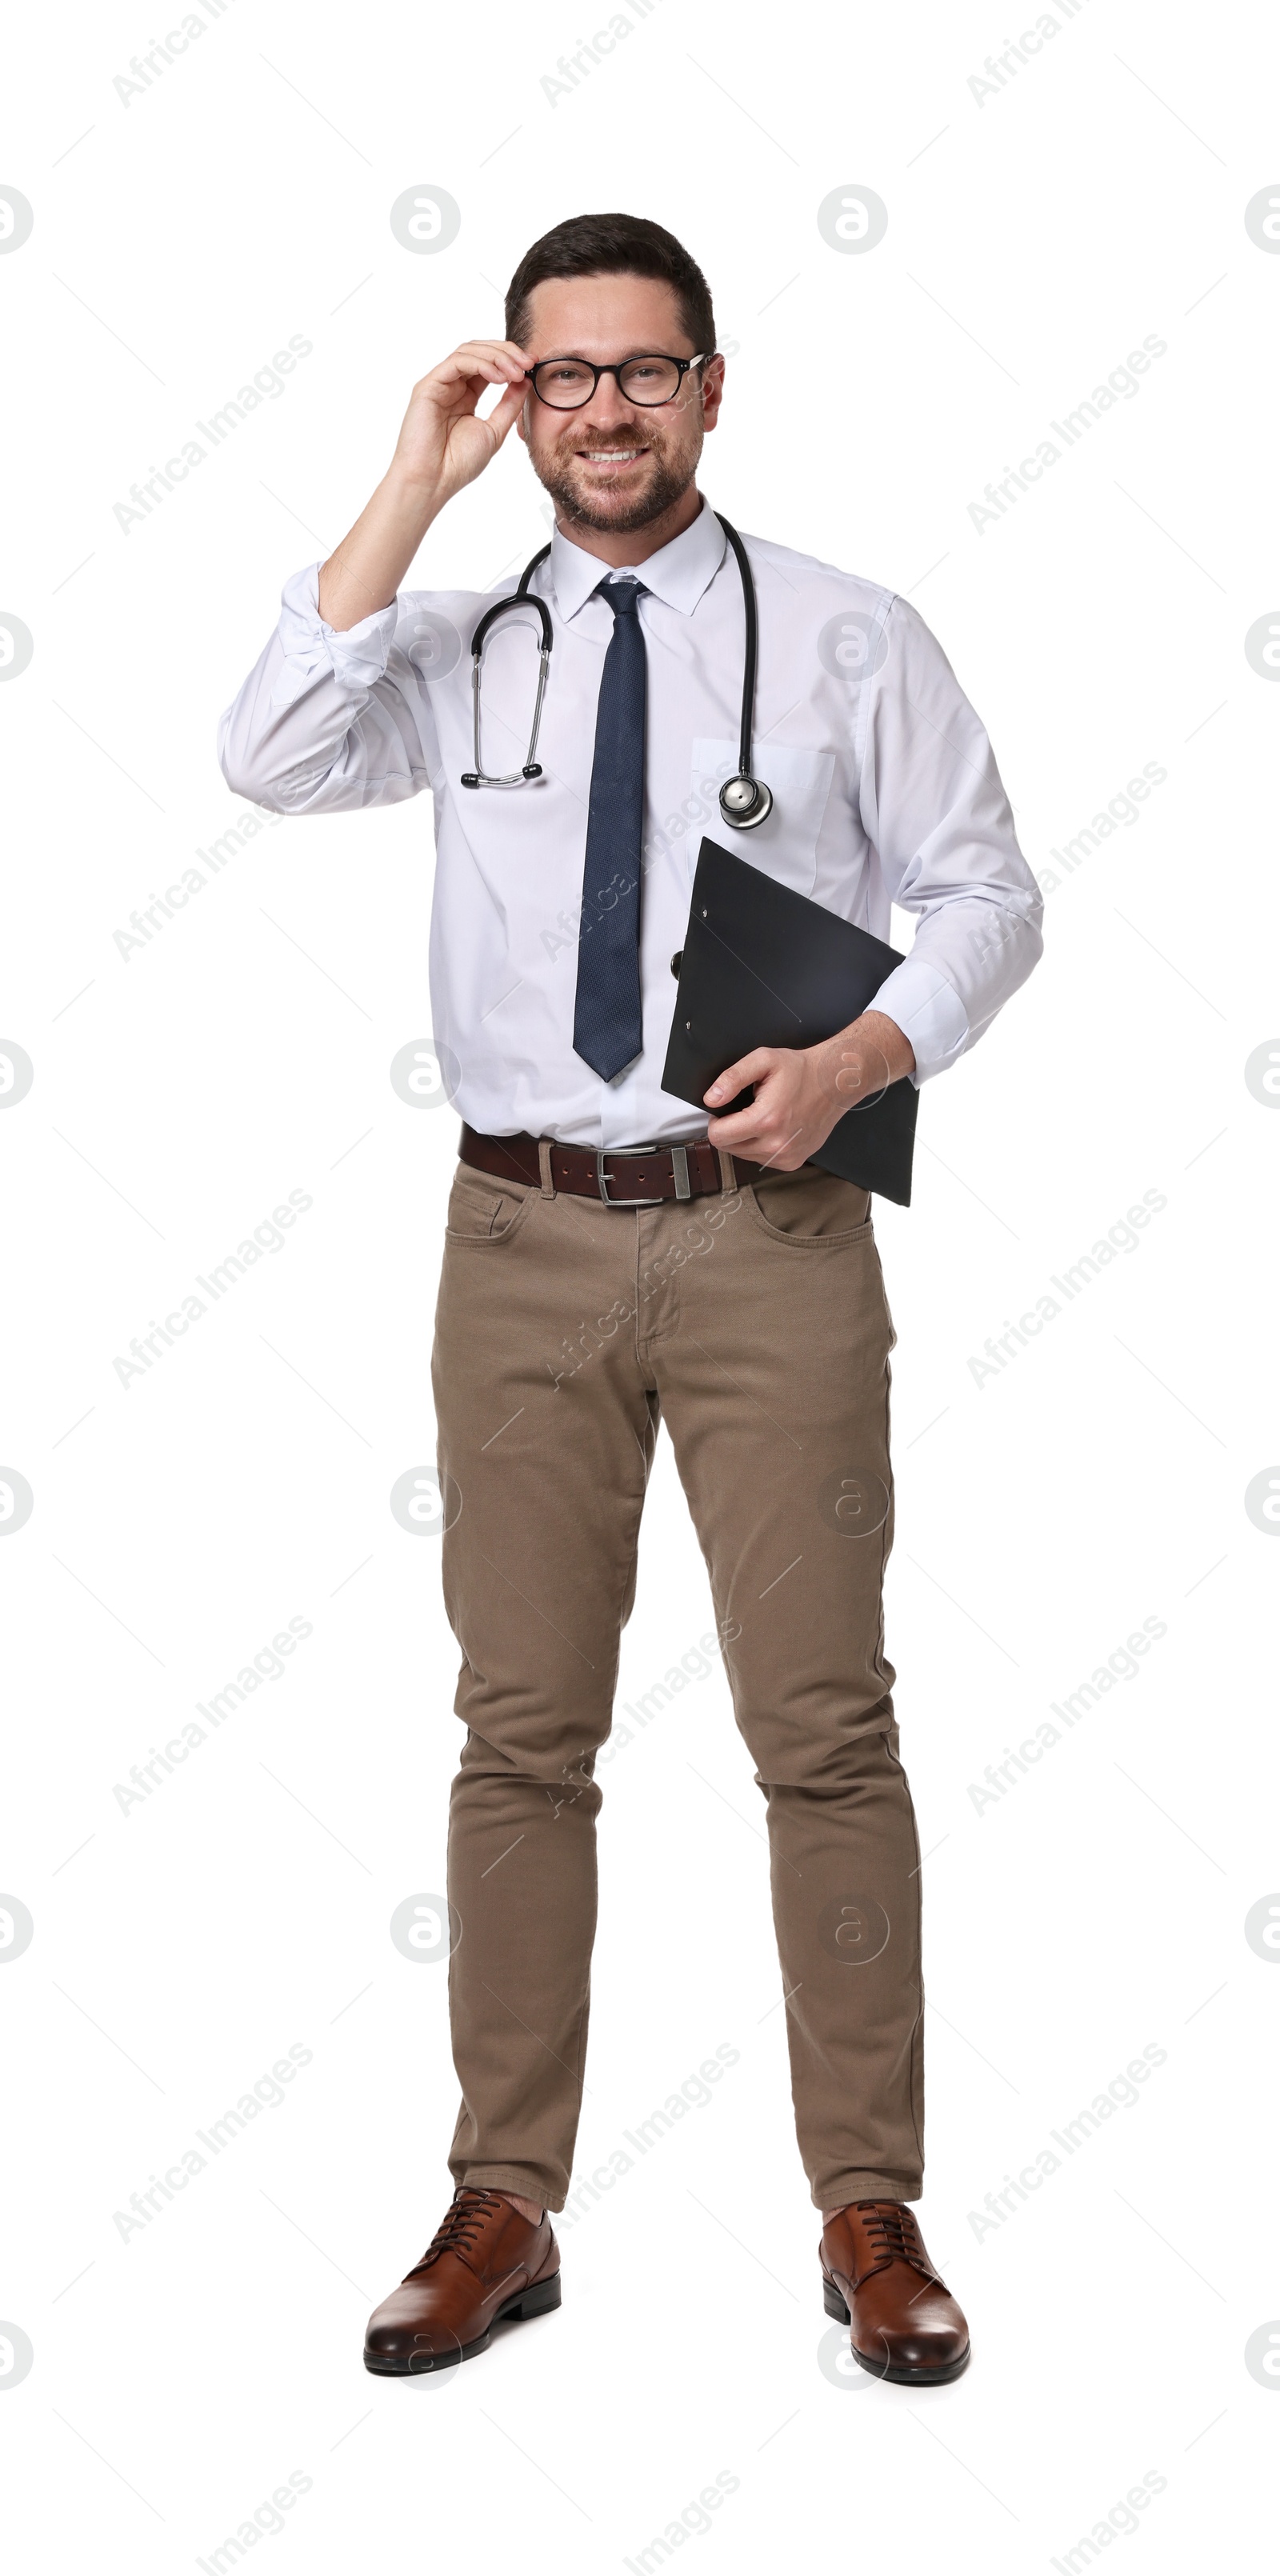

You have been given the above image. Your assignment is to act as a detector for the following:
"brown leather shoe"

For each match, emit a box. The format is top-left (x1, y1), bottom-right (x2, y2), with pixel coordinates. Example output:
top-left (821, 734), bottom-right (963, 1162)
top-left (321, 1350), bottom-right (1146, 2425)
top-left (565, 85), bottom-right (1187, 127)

top-left (821, 2200), bottom-right (970, 2384)
top-left (364, 2186), bottom-right (561, 2375)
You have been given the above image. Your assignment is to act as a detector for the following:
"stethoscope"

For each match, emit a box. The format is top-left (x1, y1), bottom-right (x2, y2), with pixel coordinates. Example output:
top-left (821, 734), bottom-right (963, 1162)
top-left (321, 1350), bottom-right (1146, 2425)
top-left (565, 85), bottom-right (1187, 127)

top-left (460, 510), bottom-right (773, 830)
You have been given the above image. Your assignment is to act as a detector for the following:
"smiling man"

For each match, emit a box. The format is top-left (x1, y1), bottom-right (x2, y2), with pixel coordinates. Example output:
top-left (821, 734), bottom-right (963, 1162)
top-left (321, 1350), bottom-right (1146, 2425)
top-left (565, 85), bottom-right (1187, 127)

top-left (219, 210), bottom-right (1042, 2386)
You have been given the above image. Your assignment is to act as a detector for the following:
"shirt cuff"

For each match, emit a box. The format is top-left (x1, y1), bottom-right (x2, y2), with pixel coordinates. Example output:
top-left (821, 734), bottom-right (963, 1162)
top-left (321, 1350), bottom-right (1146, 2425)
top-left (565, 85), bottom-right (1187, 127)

top-left (868, 957), bottom-right (969, 1086)
top-left (277, 561), bottom-right (401, 701)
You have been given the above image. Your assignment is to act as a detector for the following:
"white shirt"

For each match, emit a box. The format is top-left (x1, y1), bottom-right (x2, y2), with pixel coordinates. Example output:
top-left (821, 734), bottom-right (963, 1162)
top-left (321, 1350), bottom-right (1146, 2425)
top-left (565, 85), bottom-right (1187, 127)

top-left (218, 498), bottom-right (1042, 1148)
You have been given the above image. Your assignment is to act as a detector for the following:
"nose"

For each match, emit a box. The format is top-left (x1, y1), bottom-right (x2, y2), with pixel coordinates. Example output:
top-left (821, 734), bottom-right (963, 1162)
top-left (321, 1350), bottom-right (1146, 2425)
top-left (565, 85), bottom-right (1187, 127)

top-left (575, 372), bottom-right (642, 432)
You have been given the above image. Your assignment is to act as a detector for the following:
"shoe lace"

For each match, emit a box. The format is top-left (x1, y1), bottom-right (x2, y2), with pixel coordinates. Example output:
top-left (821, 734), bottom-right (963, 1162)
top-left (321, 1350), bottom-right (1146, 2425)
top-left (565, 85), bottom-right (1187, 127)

top-left (854, 2200), bottom-right (945, 2287)
top-left (407, 2187), bottom-right (507, 2275)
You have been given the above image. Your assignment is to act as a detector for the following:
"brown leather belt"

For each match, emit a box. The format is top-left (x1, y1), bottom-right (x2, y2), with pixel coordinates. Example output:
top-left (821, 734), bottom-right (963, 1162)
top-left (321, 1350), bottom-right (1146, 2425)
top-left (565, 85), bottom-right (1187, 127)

top-left (459, 1122), bottom-right (758, 1206)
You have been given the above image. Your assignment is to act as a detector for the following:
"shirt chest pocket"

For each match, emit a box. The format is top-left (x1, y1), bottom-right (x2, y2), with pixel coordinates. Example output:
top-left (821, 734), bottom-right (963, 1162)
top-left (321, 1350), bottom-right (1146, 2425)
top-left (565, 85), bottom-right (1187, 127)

top-left (687, 738), bottom-right (837, 898)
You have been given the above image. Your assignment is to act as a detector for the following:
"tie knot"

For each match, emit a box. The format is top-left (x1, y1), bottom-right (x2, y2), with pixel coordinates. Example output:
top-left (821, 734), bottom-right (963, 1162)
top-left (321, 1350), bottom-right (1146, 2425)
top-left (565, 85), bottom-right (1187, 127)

top-left (598, 576), bottom-right (646, 619)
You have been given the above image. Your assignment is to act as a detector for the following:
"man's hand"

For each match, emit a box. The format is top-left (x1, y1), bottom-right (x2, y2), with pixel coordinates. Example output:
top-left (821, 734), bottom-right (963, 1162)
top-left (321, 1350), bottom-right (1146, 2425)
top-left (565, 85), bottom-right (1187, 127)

top-left (704, 1010), bottom-right (915, 1170)
top-left (318, 339), bottom-right (530, 631)
top-left (388, 339), bottom-right (531, 506)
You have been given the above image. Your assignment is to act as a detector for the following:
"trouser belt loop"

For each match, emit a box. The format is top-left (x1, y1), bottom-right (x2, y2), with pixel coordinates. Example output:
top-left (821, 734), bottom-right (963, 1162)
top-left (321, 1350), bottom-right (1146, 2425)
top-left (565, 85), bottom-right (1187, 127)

top-left (538, 1138), bottom-right (555, 1198)
top-left (717, 1149), bottom-right (737, 1194)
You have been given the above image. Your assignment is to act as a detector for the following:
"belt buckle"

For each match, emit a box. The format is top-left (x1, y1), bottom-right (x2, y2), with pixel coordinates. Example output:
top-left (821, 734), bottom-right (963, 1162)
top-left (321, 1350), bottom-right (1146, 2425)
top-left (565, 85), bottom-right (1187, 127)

top-left (596, 1146), bottom-right (663, 1207)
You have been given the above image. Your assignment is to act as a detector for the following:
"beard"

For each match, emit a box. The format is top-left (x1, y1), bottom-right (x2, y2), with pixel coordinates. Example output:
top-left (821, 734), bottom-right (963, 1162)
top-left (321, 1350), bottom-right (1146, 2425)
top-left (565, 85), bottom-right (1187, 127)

top-left (534, 423), bottom-right (700, 534)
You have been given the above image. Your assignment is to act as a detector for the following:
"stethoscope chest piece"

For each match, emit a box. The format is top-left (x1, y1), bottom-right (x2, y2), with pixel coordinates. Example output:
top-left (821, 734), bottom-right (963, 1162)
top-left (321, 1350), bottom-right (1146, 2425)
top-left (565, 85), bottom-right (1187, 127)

top-left (718, 772), bottom-right (772, 830)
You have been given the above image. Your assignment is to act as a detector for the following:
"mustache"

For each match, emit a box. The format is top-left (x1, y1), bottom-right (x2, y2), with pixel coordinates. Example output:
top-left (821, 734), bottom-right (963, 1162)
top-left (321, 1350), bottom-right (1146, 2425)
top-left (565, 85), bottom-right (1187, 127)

top-left (555, 430), bottom-right (654, 458)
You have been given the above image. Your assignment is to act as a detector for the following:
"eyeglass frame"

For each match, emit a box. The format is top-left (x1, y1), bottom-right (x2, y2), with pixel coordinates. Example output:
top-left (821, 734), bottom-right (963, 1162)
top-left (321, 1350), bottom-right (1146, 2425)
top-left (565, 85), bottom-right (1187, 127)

top-left (523, 353), bottom-right (714, 410)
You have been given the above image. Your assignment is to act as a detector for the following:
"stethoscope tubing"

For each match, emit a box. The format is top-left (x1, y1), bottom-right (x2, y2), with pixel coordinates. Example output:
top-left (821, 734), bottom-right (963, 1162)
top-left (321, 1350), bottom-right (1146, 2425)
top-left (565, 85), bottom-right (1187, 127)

top-left (460, 512), bottom-right (770, 826)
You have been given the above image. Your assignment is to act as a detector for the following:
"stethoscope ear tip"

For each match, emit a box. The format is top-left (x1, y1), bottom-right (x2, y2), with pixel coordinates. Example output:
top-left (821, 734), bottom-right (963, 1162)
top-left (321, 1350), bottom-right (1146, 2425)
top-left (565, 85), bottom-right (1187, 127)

top-left (522, 763), bottom-right (544, 779)
top-left (461, 773), bottom-right (480, 789)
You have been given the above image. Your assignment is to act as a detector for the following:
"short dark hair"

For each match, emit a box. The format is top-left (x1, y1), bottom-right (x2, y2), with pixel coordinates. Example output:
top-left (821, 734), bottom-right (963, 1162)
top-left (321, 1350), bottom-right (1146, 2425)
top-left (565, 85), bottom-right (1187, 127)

top-left (505, 211), bottom-right (715, 354)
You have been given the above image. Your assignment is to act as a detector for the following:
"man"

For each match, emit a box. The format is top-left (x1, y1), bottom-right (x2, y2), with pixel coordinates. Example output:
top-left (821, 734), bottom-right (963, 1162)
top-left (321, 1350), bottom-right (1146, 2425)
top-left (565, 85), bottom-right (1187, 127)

top-left (220, 211), bottom-right (1042, 2385)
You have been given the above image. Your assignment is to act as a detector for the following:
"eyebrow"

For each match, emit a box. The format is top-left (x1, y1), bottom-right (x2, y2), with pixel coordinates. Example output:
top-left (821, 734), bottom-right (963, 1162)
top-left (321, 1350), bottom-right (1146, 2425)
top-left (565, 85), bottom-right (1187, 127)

top-left (531, 348), bottom-right (691, 362)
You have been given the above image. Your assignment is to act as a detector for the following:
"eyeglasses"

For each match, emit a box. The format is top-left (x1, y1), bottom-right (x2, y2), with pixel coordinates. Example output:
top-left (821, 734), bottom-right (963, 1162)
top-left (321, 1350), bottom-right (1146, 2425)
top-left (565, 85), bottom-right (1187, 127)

top-left (524, 354), bottom-right (713, 410)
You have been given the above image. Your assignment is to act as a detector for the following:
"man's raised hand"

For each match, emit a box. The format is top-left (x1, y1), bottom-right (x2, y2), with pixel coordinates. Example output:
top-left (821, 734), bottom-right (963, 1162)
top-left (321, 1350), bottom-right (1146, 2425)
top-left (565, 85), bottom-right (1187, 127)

top-left (390, 340), bottom-right (532, 506)
top-left (318, 338), bottom-right (531, 631)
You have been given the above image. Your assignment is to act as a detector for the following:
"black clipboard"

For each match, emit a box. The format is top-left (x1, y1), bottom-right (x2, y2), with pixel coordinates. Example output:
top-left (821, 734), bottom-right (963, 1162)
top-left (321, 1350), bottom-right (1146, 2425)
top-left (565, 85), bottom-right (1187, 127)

top-left (661, 838), bottom-right (919, 1206)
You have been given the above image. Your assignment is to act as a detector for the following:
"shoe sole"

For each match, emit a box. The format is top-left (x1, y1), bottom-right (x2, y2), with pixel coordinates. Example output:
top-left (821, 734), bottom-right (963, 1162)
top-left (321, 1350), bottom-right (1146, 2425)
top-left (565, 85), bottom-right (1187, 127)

top-left (822, 2275), bottom-right (970, 2385)
top-left (364, 2270), bottom-right (562, 2376)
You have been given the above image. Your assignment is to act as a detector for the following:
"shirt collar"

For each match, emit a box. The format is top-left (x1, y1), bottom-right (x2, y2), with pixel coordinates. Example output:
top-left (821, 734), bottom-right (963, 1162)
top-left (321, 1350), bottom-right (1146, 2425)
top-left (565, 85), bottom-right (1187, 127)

top-left (546, 494), bottom-right (727, 622)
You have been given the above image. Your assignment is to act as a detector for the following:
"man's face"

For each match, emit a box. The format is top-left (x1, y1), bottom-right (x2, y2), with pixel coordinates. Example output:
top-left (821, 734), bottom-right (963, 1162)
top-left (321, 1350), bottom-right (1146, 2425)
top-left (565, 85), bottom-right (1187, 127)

top-left (517, 272), bottom-right (723, 534)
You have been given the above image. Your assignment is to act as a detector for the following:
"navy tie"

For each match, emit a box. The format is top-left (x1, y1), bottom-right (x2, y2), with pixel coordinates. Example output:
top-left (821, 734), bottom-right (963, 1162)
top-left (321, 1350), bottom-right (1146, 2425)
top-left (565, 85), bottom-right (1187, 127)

top-left (573, 578), bottom-right (646, 1083)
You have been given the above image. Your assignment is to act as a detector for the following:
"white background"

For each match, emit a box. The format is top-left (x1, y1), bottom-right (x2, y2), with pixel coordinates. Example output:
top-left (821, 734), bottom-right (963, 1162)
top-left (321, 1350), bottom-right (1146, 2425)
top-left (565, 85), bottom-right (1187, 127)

top-left (2, 0), bottom-right (1278, 2568)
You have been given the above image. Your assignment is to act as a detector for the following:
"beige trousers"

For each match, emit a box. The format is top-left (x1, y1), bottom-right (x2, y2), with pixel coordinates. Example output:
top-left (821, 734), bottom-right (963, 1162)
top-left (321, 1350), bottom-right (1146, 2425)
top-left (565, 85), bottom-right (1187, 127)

top-left (431, 1151), bottom-right (925, 2214)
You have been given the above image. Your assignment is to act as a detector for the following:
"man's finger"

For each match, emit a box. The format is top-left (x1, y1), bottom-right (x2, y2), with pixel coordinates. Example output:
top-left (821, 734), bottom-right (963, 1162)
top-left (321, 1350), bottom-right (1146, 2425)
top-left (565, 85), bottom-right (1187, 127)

top-left (705, 1107), bottom-right (766, 1150)
top-left (446, 338), bottom-right (530, 369)
top-left (434, 358), bottom-right (521, 391)
top-left (705, 1102), bottom-right (795, 1152)
top-left (479, 377), bottom-right (529, 447)
top-left (706, 1112), bottom-right (809, 1170)
top-left (426, 344), bottom-right (530, 391)
top-left (703, 1048), bottom-right (778, 1108)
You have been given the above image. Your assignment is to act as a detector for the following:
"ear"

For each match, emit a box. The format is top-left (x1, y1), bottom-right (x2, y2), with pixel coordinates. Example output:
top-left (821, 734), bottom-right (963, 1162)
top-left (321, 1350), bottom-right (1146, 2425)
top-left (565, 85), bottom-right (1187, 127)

top-left (700, 354), bottom-right (726, 434)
